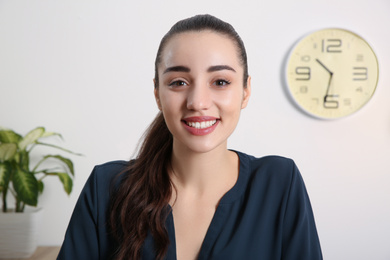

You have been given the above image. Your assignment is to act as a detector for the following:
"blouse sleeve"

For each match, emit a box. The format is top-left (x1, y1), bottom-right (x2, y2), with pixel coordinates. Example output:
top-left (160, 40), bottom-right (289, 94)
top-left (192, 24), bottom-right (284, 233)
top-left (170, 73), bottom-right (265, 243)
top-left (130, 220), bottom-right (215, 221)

top-left (57, 167), bottom-right (101, 260)
top-left (281, 162), bottom-right (323, 260)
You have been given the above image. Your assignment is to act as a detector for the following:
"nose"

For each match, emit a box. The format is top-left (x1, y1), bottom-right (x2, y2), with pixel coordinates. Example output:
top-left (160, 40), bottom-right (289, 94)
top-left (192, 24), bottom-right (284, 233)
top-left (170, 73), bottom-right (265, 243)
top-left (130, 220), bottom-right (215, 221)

top-left (186, 83), bottom-right (212, 111)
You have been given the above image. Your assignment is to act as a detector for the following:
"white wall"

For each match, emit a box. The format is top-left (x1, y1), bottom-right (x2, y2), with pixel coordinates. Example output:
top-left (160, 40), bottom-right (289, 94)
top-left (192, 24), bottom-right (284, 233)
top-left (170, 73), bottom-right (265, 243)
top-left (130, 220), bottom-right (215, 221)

top-left (1, 1), bottom-right (389, 259)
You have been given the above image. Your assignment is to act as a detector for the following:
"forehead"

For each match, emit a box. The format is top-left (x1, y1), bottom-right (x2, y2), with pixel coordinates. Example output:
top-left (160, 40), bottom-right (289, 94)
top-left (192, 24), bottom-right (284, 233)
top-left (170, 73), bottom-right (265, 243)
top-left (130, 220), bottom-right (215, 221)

top-left (159, 31), bottom-right (242, 71)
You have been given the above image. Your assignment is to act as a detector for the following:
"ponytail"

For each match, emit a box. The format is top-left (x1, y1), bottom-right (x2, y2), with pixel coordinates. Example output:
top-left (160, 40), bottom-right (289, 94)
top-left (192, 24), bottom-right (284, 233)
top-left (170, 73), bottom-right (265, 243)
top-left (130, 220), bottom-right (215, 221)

top-left (109, 112), bottom-right (173, 260)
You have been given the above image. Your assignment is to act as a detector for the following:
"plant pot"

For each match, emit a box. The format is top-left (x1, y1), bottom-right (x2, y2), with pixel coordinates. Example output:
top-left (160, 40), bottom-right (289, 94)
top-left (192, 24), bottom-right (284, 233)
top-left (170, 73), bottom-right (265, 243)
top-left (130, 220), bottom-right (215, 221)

top-left (0, 208), bottom-right (43, 259)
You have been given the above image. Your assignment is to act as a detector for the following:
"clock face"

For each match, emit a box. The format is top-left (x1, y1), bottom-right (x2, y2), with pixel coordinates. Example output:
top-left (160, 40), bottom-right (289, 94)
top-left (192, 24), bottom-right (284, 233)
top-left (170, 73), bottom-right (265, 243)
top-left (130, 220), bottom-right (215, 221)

top-left (285, 28), bottom-right (379, 119)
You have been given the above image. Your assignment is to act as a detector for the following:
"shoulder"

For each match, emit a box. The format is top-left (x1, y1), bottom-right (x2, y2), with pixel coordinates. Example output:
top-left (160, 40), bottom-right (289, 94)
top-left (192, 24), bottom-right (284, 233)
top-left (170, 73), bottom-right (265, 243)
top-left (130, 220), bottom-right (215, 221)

top-left (93, 160), bottom-right (129, 175)
top-left (237, 151), bottom-right (297, 177)
top-left (233, 151), bottom-right (310, 208)
top-left (235, 151), bottom-right (301, 191)
top-left (86, 160), bottom-right (130, 189)
top-left (248, 154), bottom-right (295, 171)
top-left (76, 160), bottom-right (131, 213)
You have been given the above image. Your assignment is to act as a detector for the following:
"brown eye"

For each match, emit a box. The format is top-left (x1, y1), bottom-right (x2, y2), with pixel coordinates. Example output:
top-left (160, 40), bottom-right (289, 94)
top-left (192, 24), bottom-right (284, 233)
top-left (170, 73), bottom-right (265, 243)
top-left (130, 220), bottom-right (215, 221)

top-left (214, 79), bottom-right (231, 87)
top-left (169, 80), bottom-right (187, 87)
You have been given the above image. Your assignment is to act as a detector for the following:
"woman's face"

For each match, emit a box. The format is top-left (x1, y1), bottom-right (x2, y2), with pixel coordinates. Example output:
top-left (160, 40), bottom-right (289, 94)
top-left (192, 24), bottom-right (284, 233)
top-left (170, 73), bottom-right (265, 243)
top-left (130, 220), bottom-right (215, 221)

top-left (155, 30), bottom-right (251, 154)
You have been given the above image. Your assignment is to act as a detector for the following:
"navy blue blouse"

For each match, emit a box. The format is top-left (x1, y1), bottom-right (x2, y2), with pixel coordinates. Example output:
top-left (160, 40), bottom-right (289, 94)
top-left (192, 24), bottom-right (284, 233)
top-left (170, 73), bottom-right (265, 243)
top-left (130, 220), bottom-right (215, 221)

top-left (58, 151), bottom-right (322, 259)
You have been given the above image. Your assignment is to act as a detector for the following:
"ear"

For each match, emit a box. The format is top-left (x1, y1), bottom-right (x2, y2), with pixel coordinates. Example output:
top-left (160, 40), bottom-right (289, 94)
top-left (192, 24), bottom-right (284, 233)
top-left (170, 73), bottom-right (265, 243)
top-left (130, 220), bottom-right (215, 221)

top-left (153, 79), bottom-right (162, 110)
top-left (241, 76), bottom-right (251, 109)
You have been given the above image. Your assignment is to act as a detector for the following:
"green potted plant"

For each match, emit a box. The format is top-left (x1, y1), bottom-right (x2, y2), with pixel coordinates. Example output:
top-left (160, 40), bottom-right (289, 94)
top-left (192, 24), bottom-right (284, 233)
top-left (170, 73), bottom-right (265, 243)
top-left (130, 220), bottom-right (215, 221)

top-left (0, 126), bottom-right (80, 258)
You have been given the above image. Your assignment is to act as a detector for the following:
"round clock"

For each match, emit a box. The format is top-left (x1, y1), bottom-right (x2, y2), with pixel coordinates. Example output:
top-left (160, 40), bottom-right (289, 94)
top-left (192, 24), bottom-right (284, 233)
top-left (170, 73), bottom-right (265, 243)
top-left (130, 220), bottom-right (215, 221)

top-left (285, 28), bottom-right (379, 119)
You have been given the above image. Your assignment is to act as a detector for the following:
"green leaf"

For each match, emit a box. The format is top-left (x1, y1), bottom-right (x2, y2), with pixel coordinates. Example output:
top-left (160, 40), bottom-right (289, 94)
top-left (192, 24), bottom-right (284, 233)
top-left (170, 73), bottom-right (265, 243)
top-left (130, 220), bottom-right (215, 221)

top-left (17, 150), bottom-right (30, 171)
top-left (57, 173), bottom-right (73, 195)
top-left (0, 162), bottom-right (12, 189)
top-left (38, 180), bottom-right (44, 194)
top-left (41, 131), bottom-right (63, 139)
top-left (0, 143), bottom-right (17, 161)
top-left (35, 142), bottom-right (83, 156)
top-left (0, 130), bottom-right (22, 143)
top-left (12, 168), bottom-right (38, 206)
top-left (18, 127), bottom-right (45, 151)
top-left (41, 155), bottom-right (75, 176)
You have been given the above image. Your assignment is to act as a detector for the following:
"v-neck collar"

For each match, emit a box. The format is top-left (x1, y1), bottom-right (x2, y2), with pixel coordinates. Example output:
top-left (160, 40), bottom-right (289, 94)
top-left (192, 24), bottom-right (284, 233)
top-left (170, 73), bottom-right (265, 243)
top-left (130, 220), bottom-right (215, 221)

top-left (166, 150), bottom-right (250, 259)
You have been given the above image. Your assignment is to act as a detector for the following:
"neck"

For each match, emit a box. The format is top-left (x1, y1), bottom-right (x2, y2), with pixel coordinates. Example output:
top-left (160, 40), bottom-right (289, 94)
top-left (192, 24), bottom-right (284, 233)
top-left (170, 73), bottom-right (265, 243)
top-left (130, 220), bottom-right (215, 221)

top-left (169, 139), bottom-right (237, 196)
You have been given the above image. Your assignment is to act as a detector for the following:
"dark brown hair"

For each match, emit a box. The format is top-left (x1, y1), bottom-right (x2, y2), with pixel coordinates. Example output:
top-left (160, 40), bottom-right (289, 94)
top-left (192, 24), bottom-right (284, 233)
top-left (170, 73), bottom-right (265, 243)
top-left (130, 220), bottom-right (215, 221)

top-left (109, 14), bottom-right (248, 260)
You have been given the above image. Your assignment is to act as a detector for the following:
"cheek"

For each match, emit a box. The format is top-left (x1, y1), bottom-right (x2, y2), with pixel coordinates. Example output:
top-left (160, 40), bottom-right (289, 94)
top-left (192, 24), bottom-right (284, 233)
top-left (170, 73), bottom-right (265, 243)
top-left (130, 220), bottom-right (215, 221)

top-left (159, 90), bottom-right (184, 116)
top-left (216, 89), bottom-right (244, 112)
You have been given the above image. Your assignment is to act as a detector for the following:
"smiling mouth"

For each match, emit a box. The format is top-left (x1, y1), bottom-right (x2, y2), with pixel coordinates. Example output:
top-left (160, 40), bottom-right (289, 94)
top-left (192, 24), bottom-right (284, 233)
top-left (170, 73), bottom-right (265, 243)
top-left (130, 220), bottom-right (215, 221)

top-left (184, 120), bottom-right (218, 129)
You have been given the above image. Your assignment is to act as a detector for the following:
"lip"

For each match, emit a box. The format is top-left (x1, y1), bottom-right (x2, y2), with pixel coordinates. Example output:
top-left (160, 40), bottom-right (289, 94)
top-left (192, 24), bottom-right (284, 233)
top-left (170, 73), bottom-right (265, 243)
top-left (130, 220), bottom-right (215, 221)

top-left (182, 116), bottom-right (219, 122)
top-left (182, 116), bottom-right (220, 136)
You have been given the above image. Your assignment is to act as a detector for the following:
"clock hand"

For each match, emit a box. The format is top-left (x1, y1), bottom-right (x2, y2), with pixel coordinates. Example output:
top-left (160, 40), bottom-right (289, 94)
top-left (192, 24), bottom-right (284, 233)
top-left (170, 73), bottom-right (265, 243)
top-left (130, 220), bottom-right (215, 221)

top-left (324, 71), bottom-right (333, 98)
top-left (316, 59), bottom-right (335, 102)
top-left (316, 59), bottom-right (333, 75)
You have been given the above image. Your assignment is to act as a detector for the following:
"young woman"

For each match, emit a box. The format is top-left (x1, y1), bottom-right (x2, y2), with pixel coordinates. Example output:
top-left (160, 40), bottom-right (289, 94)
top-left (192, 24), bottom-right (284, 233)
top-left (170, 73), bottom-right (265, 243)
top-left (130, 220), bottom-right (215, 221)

top-left (58, 14), bottom-right (322, 260)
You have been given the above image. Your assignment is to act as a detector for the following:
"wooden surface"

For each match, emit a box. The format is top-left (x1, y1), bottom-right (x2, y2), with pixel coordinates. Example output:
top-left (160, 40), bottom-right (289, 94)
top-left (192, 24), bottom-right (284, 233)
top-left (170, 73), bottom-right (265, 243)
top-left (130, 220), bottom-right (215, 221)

top-left (1, 247), bottom-right (61, 260)
top-left (28, 247), bottom-right (60, 260)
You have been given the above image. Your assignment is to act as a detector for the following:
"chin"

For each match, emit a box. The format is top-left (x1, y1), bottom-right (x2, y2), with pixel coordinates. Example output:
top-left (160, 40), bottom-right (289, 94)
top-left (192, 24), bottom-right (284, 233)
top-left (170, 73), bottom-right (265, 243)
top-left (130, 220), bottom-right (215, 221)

top-left (188, 146), bottom-right (217, 154)
top-left (180, 139), bottom-right (227, 154)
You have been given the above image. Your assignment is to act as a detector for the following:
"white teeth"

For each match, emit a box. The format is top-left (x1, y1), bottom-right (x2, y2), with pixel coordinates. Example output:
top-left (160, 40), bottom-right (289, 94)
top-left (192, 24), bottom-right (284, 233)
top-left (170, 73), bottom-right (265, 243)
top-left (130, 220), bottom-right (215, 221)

top-left (186, 120), bottom-right (217, 129)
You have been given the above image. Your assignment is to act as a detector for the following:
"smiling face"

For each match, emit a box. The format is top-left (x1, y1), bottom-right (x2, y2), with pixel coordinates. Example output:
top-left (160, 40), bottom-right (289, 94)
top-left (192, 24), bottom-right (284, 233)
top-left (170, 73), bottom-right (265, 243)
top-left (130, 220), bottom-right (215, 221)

top-left (154, 30), bottom-right (251, 154)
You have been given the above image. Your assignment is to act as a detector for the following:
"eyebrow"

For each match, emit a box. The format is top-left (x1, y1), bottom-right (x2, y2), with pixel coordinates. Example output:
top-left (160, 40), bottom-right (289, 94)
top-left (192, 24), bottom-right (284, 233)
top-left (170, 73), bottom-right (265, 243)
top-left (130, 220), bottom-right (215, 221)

top-left (207, 65), bottom-right (236, 73)
top-left (163, 66), bottom-right (190, 74)
top-left (163, 65), bottom-right (236, 74)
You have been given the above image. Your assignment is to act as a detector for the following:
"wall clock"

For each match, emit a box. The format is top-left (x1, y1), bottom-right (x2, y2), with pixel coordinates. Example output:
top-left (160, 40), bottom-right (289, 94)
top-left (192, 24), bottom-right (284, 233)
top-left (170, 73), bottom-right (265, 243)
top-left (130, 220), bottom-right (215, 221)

top-left (285, 28), bottom-right (379, 119)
